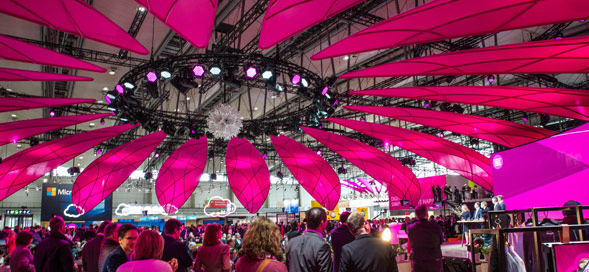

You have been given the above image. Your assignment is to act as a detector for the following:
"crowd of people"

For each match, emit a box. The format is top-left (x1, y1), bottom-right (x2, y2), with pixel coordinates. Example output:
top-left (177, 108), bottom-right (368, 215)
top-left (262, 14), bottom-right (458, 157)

top-left (438, 184), bottom-right (490, 204)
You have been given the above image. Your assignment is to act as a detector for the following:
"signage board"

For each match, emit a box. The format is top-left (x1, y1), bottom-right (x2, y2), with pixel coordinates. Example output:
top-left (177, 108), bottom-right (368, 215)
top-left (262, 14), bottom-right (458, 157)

top-left (41, 184), bottom-right (112, 221)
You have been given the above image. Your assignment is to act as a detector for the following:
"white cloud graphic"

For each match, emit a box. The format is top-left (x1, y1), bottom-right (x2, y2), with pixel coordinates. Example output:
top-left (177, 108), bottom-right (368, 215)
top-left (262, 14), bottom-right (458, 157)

top-left (204, 196), bottom-right (236, 217)
top-left (63, 204), bottom-right (85, 218)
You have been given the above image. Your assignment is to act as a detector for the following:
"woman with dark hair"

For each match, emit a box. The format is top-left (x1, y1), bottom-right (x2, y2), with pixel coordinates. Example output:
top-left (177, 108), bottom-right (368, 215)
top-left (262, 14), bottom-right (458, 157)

top-left (235, 218), bottom-right (287, 272)
top-left (116, 230), bottom-right (176, 272)
top-left (193, 224), bottom-right (231, 272)
top-left (9, 231), bottom-right (35, 272)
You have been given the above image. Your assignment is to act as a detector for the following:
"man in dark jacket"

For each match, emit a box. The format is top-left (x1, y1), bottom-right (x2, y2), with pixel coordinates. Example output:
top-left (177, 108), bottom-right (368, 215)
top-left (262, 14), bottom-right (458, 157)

top-left (34, 216), bottom-right (75, 272)
top-left (330, 212), bottom-right (355, 272)
top-left (161, 219), bottom-right (193, 272)
top-left (286, 207), bottom-right (332, 272)
top-left (102, 224), bottom-right (138, 272)
top-left (408, 204), bottom-right (443, 272)
top-left (82, 220), bottom-right (111, 272)
top-left (340, 212), bottom-right (398, 272)
top-left (98, 223), bottom-right (120, 271)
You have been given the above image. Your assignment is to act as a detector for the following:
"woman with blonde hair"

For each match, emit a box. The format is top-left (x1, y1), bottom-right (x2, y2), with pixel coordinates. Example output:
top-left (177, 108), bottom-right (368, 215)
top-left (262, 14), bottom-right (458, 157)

top-left (235, 217), bottom-right (287, 272)
top-left (193, 224), bottom-right (231, 272)
top-left (460, 204), bottom-right (472, 246)
top-left (116, 230), bottom-right (177, 272)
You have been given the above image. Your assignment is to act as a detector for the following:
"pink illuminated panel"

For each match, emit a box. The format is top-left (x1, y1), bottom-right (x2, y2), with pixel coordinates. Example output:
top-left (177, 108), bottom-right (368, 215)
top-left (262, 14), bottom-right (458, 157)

top-left (0, 0), bottom-right (148, 55)
top-left (259, 0), bottom-right (366, 49)
top-left (225, 138), bottom-right (271, 214)
top-left (302, 127), bottom-right (421, 207)
top-left (72, 131), bottom-right (166, 213)
top-left (0, 97), bottom-right (95, 113)
top-left (350, 86), bottom-right (589, 121)
top-left (0, 113), bottom-right (111, 146)
top-left (346, 106), bottom-right (556, 148)
top-left (341, 36), bottom-right (589, 78)
top-left (0, 124), bottom-right (136, 202)
top-left (313, 0), bottom-right (589, 59)
top-left (156, 136), bottom-right (208, 215)
top-left (328, 118), bottom-right (493, 191)
top-left (135, 0), bottom-right (217, 48)
top-left (271, 134), bottom-right (340, 210)
top-left (0, 67), bottom-right (93, 81)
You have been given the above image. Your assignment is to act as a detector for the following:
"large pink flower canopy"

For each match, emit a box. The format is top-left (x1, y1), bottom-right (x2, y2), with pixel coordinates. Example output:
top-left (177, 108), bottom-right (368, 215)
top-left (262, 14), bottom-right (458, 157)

top-left (225, 137), bottom-right (270, 214)
top-left (258, 0), bottom-right (366, 49)
top-left (312, 0), bottom-right (589, 59)
top-left (0, 97), bottom-right (95, 113)
top-left (345, 106), bottom-right (556, 148)
top-left (135, 0), bottom-right (217, 48)
top-left (156, 136), bottom-right (208, 215)
top-left (350, 86), bottom-right (589, 121)
top-left (0, 124), bottom-right (136, 202)
top-left (302, 126), bottom-right (421, 206)
top-left (0, 67), bottom-right (93, 81)
top-left (271, 134), bottom-right (340, 210)
top-left (341, 36), bottom-right (589, 78)
top-left (0, 0), bottom-right (148, 55)
top-left (327, 118), bottom-right (493, 191)
top-left (72, 131), bottom-right (166, 213)
top-left (0, 34), bottom-right (106, 73)
top-left (0, 113), bottom-right (111, 146)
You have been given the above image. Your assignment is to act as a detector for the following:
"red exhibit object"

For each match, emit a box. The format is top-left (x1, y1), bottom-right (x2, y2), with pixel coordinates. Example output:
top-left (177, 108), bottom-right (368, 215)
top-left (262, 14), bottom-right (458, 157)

top-left (259, 0), bottom-right (366, 49)
top-left (350, 86), bottom-right (589, 121)
top-left (0, 67), bottom-right (93, 81)
top-left (0, 97), bottom-right (95, 113)
top-left (313, 0), bottom-right (589, 59)
top-left (72, 131), bottom-right (166, 213)
top-left (0, 113), bottom-right (111, 146)
top-left (302, 126), bottom-right (421, 207)
top-left (271, 134), bottom-right (340, 210)
top-left (0, 0), bottom-right (148, 55)
top-left (225, 137), bottom-right (271, 214)
top-left (328, 118), bottom-right (493, 191)
top-left (346, 106), bottom-right (556, 148)
top-left (135, 0), bottom-right (217, 48)
top-left (340, 36), bottom-right (589, 78)
top-left (156, 136), bottom-right (208, 215)
top-left (0, 124), bottom-right (136, 202)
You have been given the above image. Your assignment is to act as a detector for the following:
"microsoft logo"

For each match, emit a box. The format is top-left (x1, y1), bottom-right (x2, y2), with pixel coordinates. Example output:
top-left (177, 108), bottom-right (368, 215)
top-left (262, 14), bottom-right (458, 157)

top-left (47, 187), bottom-right (56, 197)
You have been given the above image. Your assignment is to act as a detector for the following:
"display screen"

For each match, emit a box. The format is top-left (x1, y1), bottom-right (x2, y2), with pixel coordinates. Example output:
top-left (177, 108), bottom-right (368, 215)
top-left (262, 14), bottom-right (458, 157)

top-left (41, 183), bottom-right (112, 222)
top-left (554, 243), bottom-right (589, 272)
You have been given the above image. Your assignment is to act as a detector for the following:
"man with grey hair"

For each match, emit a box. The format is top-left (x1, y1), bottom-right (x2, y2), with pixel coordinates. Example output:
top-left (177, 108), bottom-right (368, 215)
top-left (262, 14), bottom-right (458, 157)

top-left (339, 212), bottom-right (398, 272)
top-left (34, 216), bottom-right (75, 272)
top-left (407, 204), bottom-right (443, 272)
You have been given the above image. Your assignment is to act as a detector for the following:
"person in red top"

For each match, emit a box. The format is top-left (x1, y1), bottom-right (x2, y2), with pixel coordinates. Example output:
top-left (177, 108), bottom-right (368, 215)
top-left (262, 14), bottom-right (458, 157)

top-left (235, 217), bottom-right (287, 272)
top-left (6, 229), bottom-right (16, 255)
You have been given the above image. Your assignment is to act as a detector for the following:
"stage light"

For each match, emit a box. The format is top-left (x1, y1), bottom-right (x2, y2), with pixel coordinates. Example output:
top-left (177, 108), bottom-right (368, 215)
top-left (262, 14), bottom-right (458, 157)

top-left (322, 87), bottom-right (329, 96)
top-left (115, 84), bottom-right (124, 94)
top-left (193, 65), bottom-right (206, 77)
top-left (146, 80), bottom-right (159, 98)
top-left (146, 71), bottom-right (157, 82)
top-left (123, 82), bottom-right (135, 89)
top-left (100, 118), bottom-right (105, 125)
top-left (291, 74), bottom-right (301, 85)
top-left (154, 153), bottom-right (160, 158)
top-left (171, 70), bottom-right (198, 94)
top-left (470, 138), bottom-right (480, 146)
top-left (384, 141), bottom-right (389, 147)
top-left (144, 171), bottom-right (153, 179)
top-left (245, 66), bottom-right (257, 79)
top-left (209, 65), bottom-right (222, 76)
top-left (261, 69), bottom-right (274, 80)
top-left (160, 70), bottom-right (172, 79)
top-left (452, 104), bottom-right (465, 114)
top-left (277, 171), bottom-right (284, 179)
top-left (301, 78), bottom-right (309, 88)
top-left (210, 173), bottom-right (217, 181)
top-left (487, 75), bottom-right (495, 83)
top-left (275, 84), bottom-right (283, 92)
top-left (96, 149), bottom-right (102, 155)
top-left (109, 69), bottom-right (116, 76)
top-left (49, 110), bottom-right (55, 117)
top-left (382, 228), bottom-right (392, 242)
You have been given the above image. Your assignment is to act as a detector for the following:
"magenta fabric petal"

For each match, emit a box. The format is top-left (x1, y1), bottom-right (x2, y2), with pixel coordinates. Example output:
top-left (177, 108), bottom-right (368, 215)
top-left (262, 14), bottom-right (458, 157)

top-left (0, 97), bottom-right (95, 113)
top-left (136, 0), bottom-right (217, 48)
top-left (327, 118), bottom-right (493, 191)
top-left (350, 86), bottom-right (589, 121)
top-left (0, 34), bottom-right (106, 72)
top-left (72, 131), bottom-right (166, 213)
top-left (0, 113), bottom-right (111, 146)
top-left (0, 67), bottom-right (93, 81)
top-left (225, 137), bottom-right (271, 214)
top-left (340, 36), bottom-right (589, 78)
top-left (313, 0), bottom-right (589, 59)
top-left (0, 0), bottom-right (148, 55)
top-left (259, 0), bottom-right (366, 49)
top-left (345, 106), bottom-right (556, 148)
top-left (302, 126), bottom-right (421, 207)
top-left (271, 134), bottom-right (340, 210)
top-left (0, 124), bottom-right (136, 201)
top-left (156, 136), bottom-right (208, 215)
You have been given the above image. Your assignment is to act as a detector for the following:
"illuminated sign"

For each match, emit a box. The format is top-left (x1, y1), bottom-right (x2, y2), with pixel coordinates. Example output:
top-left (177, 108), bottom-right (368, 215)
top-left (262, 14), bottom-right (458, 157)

top-left (115, 203), bottom-right (168, 216)
top-left (5, 210), bottom-right (31, 215)
top-left (204, 196), bottom-right (236, 217)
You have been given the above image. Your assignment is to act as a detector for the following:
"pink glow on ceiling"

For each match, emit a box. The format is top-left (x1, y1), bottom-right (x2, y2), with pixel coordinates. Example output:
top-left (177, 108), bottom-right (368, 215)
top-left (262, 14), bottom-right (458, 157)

top-left (72, 131), bottom-right (166, 213)
top-left (313, 0), bottom-right (589, 59)
top-left (0, 124), bottom-right (136, 202)
top-left (156, 136), bottom-right (208, 215)
top-left (0, 67), bottom-right (93, 81)
top-left (0, 34), bottom-right (106, 72)
top-left (0, 113), bottom-right (111, 146)
top-left (341, 36), bottom-right (589, 78)
top-left (225, 137), bottom-right (271, 214)
top-left (135, 0), bottom-right (217, 48)
top-left (302, 126), bottom-right (421, 207)
top-left (327, 118), bottom-right (493, 191)
top-left (0, 0), bottom-right (148, 55)
top-left (0, 97), bottom-right (95, 113)
top-left (259, 0), bottom-right (367, 49)
top-left (345, 106), bottom-right (557, 148)
top-left (350, 86), bottom-right (589, 121)
top-left (271, 134), bottom-right (340, 210)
